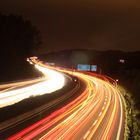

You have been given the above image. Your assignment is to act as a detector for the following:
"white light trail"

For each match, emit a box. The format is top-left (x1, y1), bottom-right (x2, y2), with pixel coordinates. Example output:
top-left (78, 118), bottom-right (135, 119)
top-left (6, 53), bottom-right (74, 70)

top-left (0, 65), bottom-right (65, 108)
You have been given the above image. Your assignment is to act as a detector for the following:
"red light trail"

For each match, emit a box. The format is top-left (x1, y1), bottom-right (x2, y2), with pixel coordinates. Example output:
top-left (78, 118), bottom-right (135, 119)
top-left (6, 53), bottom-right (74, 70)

top-left (7, 60), bottom-right (125, 140)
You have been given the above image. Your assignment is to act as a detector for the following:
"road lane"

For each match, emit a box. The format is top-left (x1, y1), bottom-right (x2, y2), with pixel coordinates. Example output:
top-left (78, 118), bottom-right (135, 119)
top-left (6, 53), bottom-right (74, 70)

top-left (4, 59), bottom-right (125, 140)
top-left (7, 66), bottom-right (125, 140)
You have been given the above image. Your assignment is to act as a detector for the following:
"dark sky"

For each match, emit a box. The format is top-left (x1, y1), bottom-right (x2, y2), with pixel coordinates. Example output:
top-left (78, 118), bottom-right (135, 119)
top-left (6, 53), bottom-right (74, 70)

top-left (0, 0), bottom-right (140, 53)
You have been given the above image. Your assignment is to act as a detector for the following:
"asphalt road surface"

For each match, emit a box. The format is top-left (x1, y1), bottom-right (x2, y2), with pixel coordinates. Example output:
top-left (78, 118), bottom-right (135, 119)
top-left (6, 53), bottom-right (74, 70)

top-left (6, 62), bottom-right (125, 140)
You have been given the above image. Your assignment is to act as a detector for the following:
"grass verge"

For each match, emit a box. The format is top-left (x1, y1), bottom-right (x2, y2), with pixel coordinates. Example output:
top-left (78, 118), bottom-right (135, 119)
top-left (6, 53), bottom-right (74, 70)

top-left (118, 85), bottom-right (140, 140)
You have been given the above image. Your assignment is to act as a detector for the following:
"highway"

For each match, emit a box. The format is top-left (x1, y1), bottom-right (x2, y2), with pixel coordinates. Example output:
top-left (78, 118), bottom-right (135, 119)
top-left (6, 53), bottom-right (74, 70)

top-left (0, 62), bottom-right (84, 138)
top-left (6, 60), bottom-right (125, 140)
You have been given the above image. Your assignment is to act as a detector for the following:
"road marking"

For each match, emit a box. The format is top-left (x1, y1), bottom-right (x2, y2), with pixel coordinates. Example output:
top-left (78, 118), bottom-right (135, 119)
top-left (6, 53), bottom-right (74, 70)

top-left (99, 112), bottom-right (102, 117)
top-left (83, 130), bottom-right (90, 139)
top-left (102, 106), bottom-right (105, 110)
top-left (92, 119), bottom-right (98, 126)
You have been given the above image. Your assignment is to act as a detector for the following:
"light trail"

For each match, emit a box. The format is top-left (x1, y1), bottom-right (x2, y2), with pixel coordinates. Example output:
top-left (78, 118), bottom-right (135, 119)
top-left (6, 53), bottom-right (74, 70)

top-left (0, 65), bottom-right (65, 108)
top-left (7, 64), bottom-right (125, 140)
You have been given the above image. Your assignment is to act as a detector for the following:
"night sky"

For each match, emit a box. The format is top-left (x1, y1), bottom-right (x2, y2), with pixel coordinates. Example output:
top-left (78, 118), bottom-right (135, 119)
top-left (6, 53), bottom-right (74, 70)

top-left (0, 0), bottom-right (140, 53)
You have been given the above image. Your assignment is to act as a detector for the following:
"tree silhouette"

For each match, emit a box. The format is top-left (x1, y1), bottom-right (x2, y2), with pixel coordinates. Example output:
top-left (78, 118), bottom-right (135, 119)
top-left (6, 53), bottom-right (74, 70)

top-left (0, 13), bottom-right (41, 81)
top-left (0, 13), bottom-right (41, 58)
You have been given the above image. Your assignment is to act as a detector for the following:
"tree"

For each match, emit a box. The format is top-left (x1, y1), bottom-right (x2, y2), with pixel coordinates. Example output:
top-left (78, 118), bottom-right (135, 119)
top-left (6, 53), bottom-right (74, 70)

top-left (0, 13), bottom-right (42, 81)
top-left (0, 13), bottom-right (41, 59)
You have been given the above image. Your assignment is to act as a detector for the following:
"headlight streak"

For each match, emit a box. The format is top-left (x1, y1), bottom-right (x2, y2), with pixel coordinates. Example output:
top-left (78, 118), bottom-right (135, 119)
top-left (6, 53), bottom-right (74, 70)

top-left (0, 65), bottom-right (65, 108)
top-left (83, 83), bottom-right (112, 140)
top-left (41, 82), bottom-right (99, 140)
top-left (7, 83), bottom-right (91, 140)
top-left (7, 66), bottom-right (124, 140)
